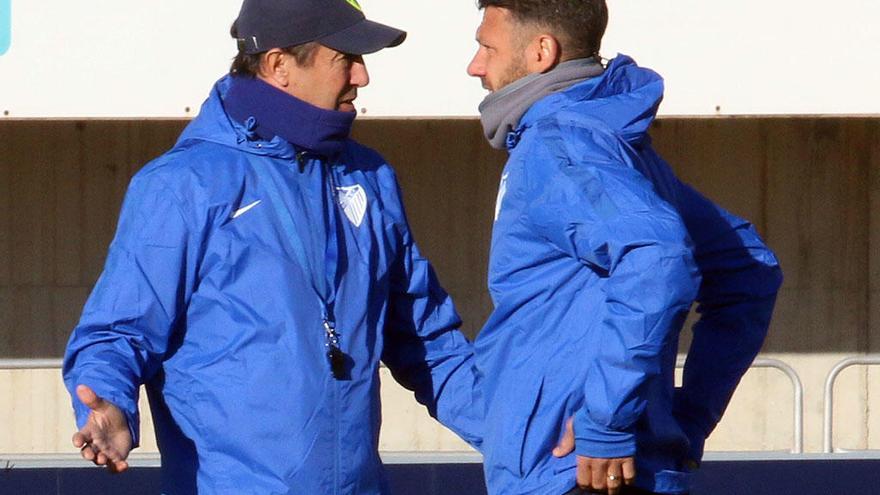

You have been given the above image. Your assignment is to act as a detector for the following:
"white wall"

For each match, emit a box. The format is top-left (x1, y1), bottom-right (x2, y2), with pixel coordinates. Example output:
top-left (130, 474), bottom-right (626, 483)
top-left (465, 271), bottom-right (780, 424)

top-left (0, 0), bottom-right (878, 117)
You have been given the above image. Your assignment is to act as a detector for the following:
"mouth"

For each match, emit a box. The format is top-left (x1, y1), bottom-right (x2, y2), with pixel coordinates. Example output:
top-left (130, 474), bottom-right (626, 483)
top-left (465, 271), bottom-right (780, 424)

top-left (338, 94), bottom-right (357, 111)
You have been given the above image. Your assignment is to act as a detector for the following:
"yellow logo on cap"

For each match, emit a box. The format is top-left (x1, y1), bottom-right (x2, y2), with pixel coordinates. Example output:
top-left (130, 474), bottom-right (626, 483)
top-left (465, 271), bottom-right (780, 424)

top-left (345, 0), bottom-right (363, 12)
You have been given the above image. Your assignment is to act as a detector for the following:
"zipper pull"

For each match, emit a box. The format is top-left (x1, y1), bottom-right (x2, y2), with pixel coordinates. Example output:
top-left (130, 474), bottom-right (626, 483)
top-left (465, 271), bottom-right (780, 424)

top-left (296, 151), bottom-right (308, 173)
top-left (323, 319), bottom-right (346, 379)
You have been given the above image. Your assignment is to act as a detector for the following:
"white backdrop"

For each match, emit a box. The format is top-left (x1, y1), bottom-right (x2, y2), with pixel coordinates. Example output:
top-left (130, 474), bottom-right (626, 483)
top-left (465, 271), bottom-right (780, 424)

top-left (0, 0), bottom-right (877, 118)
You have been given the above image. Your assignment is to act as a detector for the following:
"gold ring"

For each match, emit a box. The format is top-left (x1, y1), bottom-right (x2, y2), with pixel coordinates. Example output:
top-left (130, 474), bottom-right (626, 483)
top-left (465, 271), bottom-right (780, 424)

top-left (607, 474), bottom-right (619, 482)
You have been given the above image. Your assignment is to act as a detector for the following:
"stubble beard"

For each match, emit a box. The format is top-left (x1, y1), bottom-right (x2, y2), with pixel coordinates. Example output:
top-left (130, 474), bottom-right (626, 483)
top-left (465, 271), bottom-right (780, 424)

top-left (491, 58), bottom-right (529, 92)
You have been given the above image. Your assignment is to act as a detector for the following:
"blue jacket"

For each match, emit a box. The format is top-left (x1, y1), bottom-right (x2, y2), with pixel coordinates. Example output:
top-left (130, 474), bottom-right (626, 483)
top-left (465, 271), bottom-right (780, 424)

top-left (63, 76), bottom-right (480, 495)
top-left (475, 56), bottom-right (782, 495)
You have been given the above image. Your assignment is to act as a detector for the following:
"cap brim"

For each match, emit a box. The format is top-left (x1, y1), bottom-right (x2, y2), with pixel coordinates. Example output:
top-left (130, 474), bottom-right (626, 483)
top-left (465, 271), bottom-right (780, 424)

top-left (318, 19), bottom-right (406, 55)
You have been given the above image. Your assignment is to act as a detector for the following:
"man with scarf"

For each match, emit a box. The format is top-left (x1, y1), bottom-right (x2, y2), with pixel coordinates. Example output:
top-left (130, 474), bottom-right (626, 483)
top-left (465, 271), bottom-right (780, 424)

top-left (467, 2), bottom-right (782, 494)
top-left (62, 1), bottom-right (481, 493)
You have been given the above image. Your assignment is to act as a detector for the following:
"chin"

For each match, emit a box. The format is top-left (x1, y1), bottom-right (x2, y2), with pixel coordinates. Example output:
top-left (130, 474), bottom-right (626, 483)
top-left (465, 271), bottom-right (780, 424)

top-left (338, 103), bottom-right (357, 113)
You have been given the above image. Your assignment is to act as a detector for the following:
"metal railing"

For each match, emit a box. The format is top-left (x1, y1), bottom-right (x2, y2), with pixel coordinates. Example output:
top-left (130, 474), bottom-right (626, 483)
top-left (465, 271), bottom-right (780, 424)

top-left (0, 356), bottom-right (828, 456)
top-left (822, 354), bottom-right (880, 453)
top-left (677, 356), bottom-right (804, 453)
top-left (0, 359), bottom-right (63, 370)
top-left (12, 355), bottom-right (880, 457)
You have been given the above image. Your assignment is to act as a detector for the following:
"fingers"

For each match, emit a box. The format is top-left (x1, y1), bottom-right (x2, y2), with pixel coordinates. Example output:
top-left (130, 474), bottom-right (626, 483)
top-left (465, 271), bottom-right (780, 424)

top-left (75, 430), bottom-right (100, 465)
top-left (606, 461), bottom-right (623, 495)
top-left (76, 384), bottom-right (105, 411)
top-left (108, 459), bottom-right (130, 474)
top-left (553, 418), bottom-right (576, 457)
top-left (575, 455), bottom-right (591, 490)
top-left (576, 456), bottom-right (636, 494)
top-left (73, 383), bottom-right (132, 467)
top-left (72, 386), bottom-right (132, 475)
top-left (622, 458), bottom-right (637, 485)
top-left (589, 458), bottom-right (608, 492)
top-left (75, 424), bottom-right (126, 469)
top-left (72, 431), bottom-right (89, 449)
top-left (559, 418), bottom-right (631, 494)
top-left (80, 443), bottom-right (97, 462)
top-left (90, 439), bottom-right (124, 464)
top-left (78, 440), bottom-right (129, 473)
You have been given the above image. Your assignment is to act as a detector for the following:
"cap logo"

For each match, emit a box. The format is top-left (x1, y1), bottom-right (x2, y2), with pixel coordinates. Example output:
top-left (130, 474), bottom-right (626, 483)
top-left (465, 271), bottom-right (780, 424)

top-left (345, 0), bottom-right (363, 12)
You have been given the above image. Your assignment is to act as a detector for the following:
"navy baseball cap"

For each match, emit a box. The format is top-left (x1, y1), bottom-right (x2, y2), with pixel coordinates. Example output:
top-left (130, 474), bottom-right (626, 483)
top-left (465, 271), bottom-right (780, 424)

top-left (234, 0), bottom-right (406, 55)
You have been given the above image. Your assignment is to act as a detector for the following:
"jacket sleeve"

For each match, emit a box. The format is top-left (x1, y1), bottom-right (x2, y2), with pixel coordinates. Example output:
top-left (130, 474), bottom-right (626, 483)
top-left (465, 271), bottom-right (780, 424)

top-left (527, 138), bottom-right (700, 459)
top-left (379, 174), bottom-right (482, 450)
top-left (62, 172), bottom-right (197, 447)
top-left (672, 182), bottom-right (782, 463)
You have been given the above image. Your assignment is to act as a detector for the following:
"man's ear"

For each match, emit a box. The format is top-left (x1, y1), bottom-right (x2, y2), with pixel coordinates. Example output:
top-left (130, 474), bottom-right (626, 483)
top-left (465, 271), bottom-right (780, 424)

top-left (259, 48), bottom-right (290, 87)
top-left (525, 33), bottom-right (561, 74)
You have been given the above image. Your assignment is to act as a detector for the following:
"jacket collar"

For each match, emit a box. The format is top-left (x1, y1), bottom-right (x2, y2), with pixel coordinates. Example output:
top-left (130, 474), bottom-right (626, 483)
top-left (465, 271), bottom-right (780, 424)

top-left (517, 55), bottom-right (665, 146)
top-left (224, 75), bottom-right (356, 158)
top-left (175, 75), bottom-right (356, 162)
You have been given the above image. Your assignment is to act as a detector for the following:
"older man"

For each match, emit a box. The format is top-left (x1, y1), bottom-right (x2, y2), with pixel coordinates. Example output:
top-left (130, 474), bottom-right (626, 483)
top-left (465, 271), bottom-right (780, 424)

top-left (467, 1), bottom-right (782, 494)
top-left (62, 1), bottom-right (480, 493)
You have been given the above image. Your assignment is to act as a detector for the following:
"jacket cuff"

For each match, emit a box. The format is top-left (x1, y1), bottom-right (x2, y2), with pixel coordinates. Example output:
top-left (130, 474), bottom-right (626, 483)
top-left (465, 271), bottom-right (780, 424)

top-left (575, 410), bottom-right (636, 458)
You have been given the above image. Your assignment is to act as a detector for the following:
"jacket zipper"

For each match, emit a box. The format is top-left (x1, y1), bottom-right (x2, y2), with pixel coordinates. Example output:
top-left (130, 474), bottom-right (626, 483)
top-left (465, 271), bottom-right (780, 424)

top-left (297, 153), bottom-right (343, 494)
top-left (326, 161), bottom-right (342, 495)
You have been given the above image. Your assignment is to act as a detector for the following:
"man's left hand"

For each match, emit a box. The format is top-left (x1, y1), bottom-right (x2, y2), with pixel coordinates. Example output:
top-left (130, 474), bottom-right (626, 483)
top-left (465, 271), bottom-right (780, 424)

top-left (552, 418), bottom-right (636, 495)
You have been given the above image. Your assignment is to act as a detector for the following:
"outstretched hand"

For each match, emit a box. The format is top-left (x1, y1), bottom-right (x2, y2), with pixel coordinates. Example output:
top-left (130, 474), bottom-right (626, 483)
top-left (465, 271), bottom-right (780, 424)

top-left (71, 384), bottom-right (132, 473)
top-left (552, 418), bottom-right (635, 495)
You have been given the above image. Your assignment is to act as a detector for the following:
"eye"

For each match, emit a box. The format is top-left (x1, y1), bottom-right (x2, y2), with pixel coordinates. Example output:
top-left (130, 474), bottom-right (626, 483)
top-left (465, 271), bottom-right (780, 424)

top-left (332, 52), bottom-right (351, 66)
top-left (339, 53), bottom-right (359, 68)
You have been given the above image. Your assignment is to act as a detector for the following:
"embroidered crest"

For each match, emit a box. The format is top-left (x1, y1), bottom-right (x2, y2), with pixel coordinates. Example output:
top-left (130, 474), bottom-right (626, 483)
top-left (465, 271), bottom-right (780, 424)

top-left (337, 185), bottom-right (367, 227)
top-left (494, 172), bottom-right (509, 221)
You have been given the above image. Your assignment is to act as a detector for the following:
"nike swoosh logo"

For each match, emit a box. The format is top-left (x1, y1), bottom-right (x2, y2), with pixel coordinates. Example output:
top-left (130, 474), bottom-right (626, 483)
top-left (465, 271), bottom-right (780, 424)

top-left (231, 200), bottom-right (262, 219)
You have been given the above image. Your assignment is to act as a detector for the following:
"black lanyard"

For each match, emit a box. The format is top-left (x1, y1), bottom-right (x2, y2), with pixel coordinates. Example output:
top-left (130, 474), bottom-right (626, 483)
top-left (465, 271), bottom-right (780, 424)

top-left (246, 153), bottom-right (347, 379)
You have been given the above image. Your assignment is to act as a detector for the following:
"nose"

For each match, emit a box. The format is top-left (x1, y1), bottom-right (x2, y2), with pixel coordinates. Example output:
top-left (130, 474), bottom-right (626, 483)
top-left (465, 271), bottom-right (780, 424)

top-left (467, 50), bottom-right (485, 78)
top-left (351, 58), bottom-right (370, 88)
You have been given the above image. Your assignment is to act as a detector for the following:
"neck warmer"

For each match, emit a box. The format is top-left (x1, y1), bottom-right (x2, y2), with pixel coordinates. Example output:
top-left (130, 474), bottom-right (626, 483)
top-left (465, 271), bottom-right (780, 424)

top-left (478, 58), bottom-right (605, 149)
top-left (225, 75), bottom-right (356, 157)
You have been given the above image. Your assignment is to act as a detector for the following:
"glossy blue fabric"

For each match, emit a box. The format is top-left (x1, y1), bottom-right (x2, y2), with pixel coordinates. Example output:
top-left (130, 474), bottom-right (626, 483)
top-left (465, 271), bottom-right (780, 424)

top-left (63, 75), bottom-right (480, 495)
top-left (475, 55), bottom-right (782, 495)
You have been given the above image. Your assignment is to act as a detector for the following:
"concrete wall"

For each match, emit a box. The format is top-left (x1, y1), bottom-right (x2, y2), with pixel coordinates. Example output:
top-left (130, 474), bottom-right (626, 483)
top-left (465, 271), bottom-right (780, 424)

top-left (0, 117), bottom-right (878, 455)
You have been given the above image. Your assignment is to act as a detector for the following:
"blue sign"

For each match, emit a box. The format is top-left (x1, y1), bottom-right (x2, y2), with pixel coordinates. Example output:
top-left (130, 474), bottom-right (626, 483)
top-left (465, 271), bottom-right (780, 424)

top-left (0, 0), bottom-right (9, 56)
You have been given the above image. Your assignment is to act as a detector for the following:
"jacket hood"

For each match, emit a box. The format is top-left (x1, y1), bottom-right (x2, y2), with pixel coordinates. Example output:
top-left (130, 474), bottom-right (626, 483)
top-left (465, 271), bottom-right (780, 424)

top-left (175, 75), bottom-right (299, 160)
top-left (520, 54), bottom-right (664, 144)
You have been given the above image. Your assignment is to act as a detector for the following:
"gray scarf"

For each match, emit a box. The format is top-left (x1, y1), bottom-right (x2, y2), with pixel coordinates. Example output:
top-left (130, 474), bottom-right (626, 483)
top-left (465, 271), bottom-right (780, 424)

top-left (478, 58), bottom-right (605, 149)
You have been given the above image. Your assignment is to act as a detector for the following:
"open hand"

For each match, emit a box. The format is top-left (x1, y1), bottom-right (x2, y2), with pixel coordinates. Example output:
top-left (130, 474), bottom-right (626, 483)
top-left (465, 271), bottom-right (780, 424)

top-left (71, 384), bottom-right (132, 473)
top-left (552, 418), bottom-right (635, 494)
